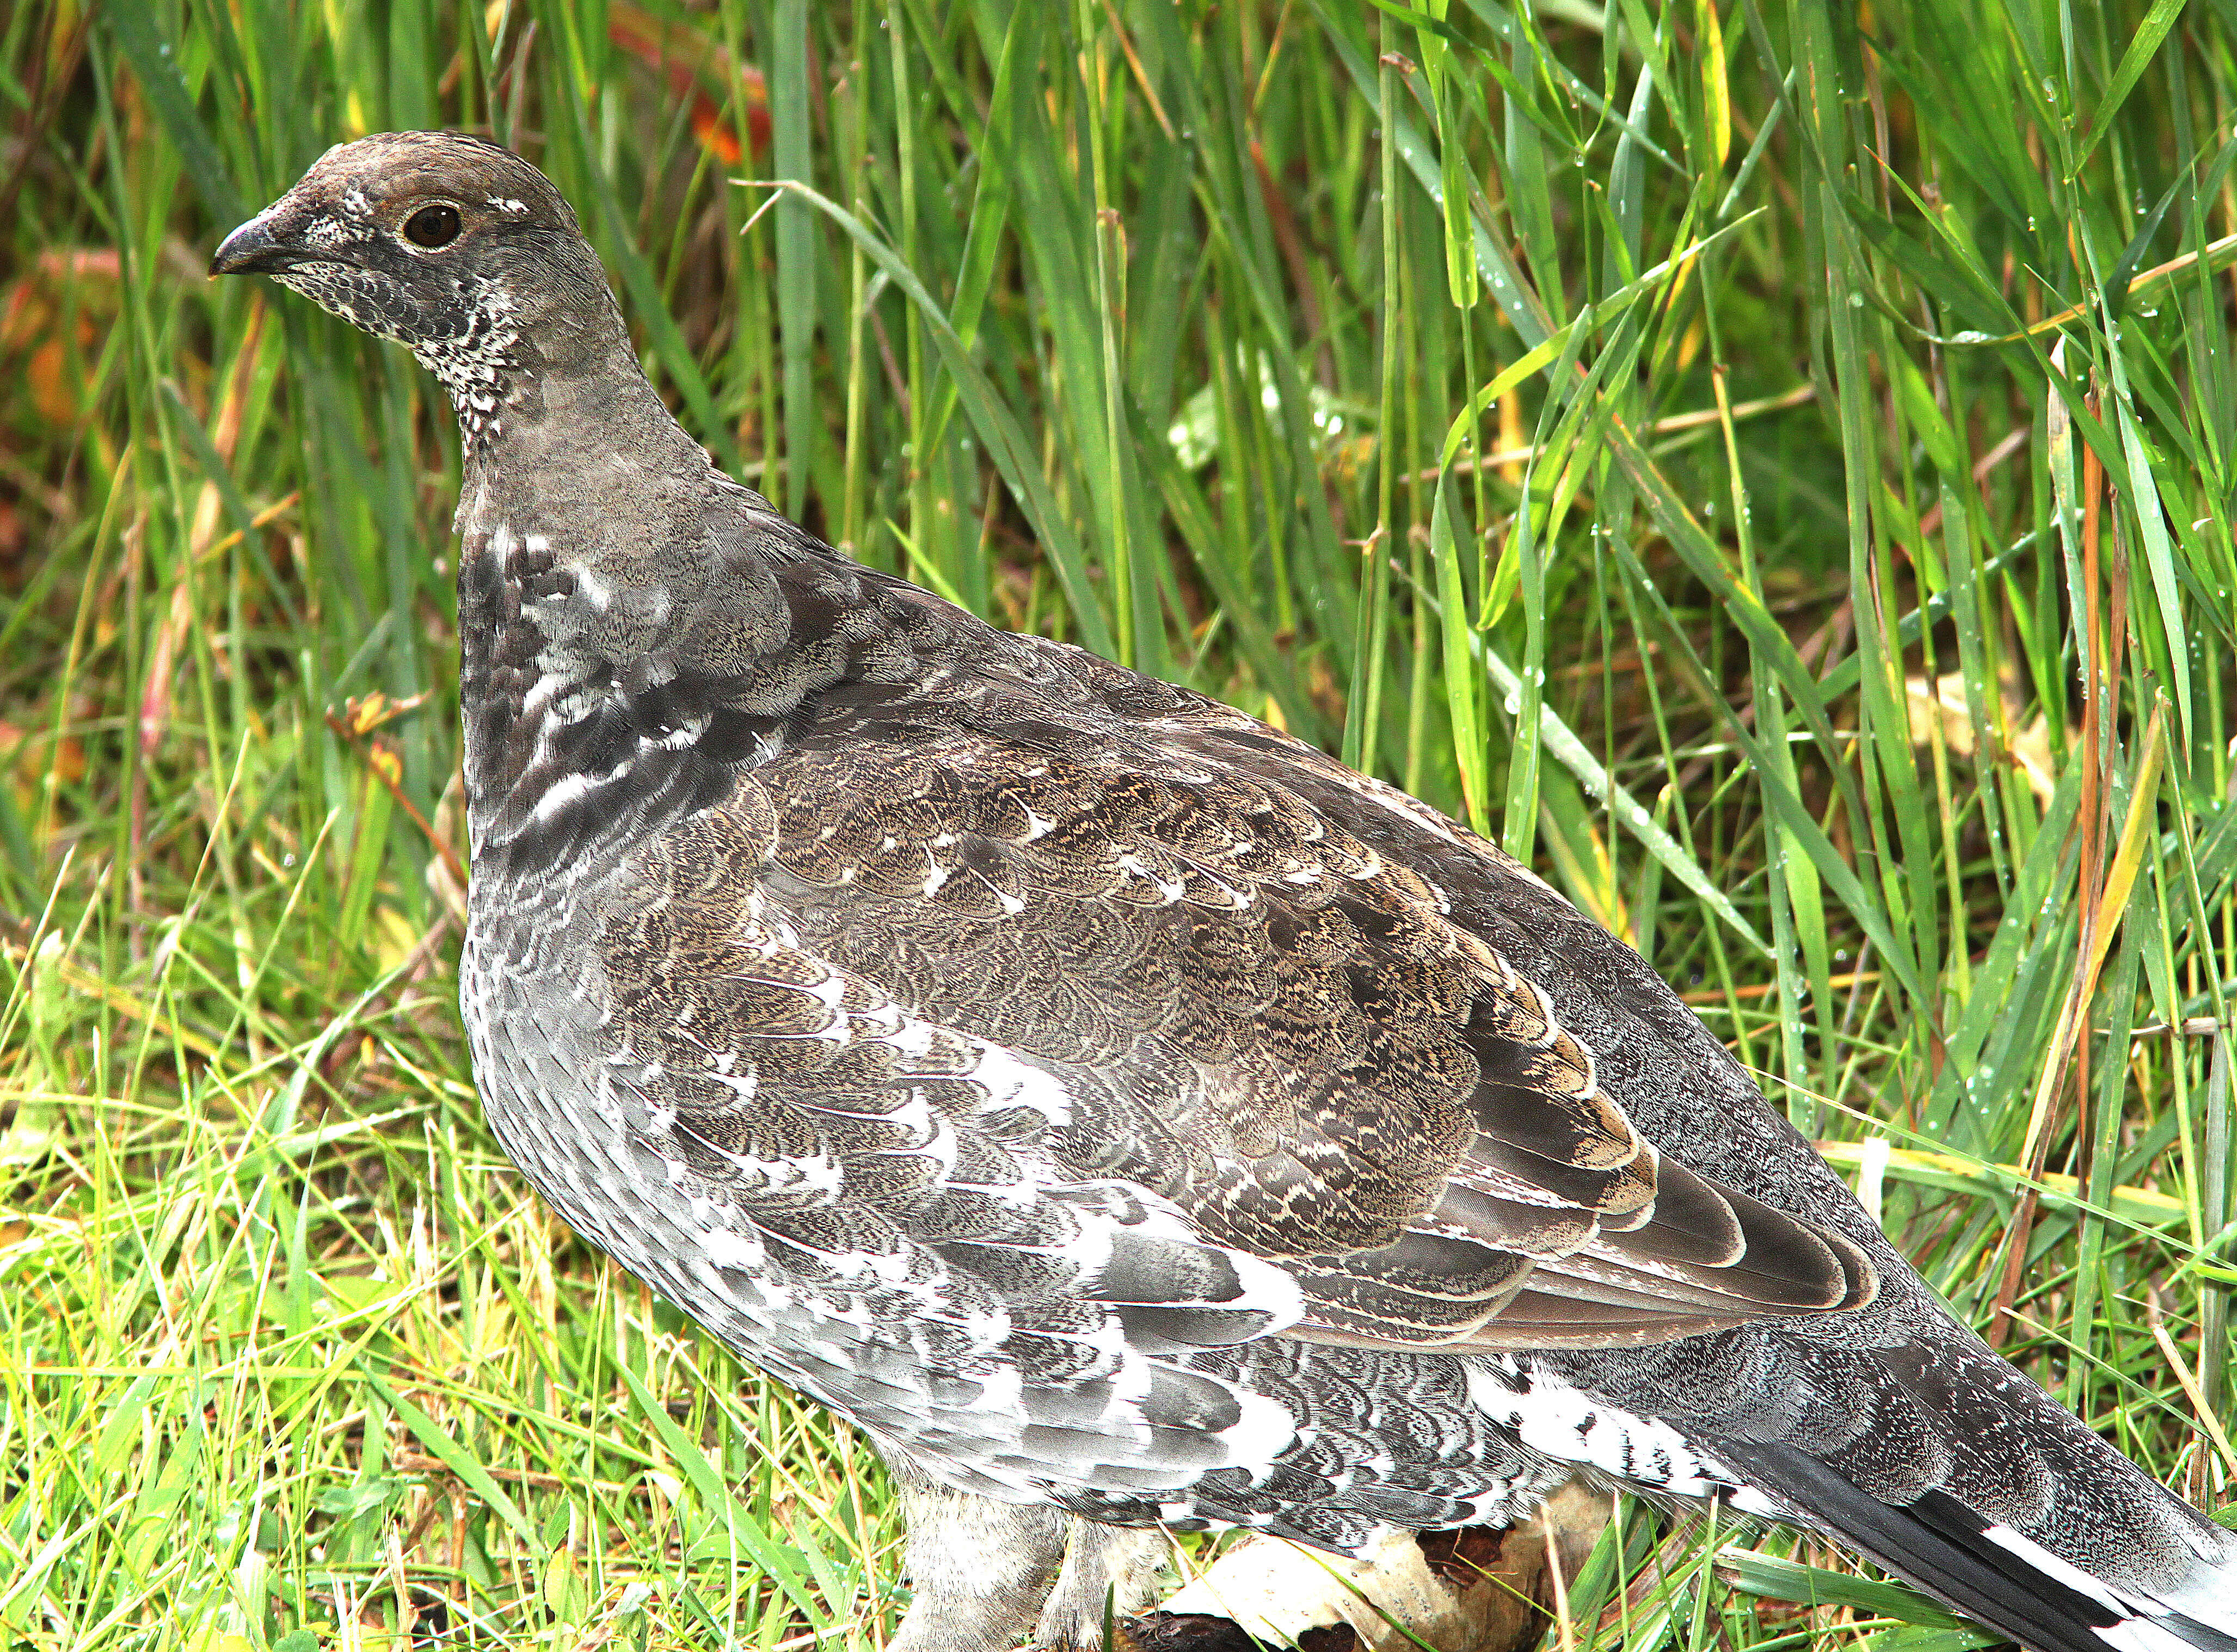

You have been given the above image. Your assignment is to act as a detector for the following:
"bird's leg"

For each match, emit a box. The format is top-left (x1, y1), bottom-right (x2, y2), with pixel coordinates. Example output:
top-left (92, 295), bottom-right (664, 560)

top-left (1031, 1519), bottom-right (1169, 1650)
top-left (882, 1454), bottom-right (1071, 1652)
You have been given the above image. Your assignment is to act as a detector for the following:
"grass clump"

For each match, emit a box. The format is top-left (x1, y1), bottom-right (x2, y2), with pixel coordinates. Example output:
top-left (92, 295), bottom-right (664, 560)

top-left (2, 0), bottom-right (2234, 1647)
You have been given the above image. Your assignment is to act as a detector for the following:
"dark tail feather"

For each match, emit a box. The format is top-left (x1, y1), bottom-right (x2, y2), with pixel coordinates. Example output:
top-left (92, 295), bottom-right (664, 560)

top-left (1719, 1443), bottom-right (2237, 1652)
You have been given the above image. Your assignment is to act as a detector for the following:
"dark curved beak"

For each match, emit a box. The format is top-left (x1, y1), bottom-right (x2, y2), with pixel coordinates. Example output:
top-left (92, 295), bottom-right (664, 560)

top-left (210, 208), bottom-right (299, 278)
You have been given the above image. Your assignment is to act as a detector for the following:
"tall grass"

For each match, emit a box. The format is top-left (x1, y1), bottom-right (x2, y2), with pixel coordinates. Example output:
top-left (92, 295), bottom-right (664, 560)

top-left (2, 0), bottom-right (2233, 1647)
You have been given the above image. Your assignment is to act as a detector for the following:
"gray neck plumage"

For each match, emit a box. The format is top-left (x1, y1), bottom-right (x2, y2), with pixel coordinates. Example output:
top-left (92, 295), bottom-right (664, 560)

top-left (447, 342), bottom-right (913, 883)
top-left (423, 266), bottom-right (640, 458)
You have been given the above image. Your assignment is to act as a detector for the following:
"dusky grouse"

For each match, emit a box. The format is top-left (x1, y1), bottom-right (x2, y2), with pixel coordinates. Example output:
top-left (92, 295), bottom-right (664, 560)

top-left (212, 132), bottom-right (2237, 1652)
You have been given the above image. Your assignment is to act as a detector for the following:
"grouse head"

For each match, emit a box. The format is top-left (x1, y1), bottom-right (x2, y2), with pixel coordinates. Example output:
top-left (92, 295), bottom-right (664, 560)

top-left (210, 132), bottom-right (629, 442)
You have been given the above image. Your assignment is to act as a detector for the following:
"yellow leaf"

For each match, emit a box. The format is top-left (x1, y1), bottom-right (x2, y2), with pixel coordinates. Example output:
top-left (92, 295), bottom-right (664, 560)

top-left (347, 692), bottom-right (391, 736)
top-left (1904, 669), bottom-right (2056, 806)
top-left (1698, 0), bottom-right (1730, 166)
top-left (371, 905), bottom-right (423, 976)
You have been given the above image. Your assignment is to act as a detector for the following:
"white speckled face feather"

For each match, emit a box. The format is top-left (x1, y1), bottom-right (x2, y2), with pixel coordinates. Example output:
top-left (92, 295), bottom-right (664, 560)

top-left (220, 133), bottom-right (2237, 1652)
top-left (407, 278), bottom-right (521, 442)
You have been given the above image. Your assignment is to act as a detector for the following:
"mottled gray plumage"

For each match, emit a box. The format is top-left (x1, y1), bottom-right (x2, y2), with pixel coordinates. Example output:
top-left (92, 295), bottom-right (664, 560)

top-left (213, 133), bottom-right (2237, 1652)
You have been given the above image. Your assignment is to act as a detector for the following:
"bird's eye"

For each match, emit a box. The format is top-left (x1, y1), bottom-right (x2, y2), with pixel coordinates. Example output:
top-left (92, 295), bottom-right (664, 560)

top-left (403, 204), bottom-right (463, 249)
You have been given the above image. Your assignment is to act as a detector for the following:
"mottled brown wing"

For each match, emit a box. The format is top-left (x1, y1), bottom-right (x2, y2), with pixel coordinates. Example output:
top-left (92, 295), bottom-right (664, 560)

top-left (750, 665), bottom-right (1876, 1355)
